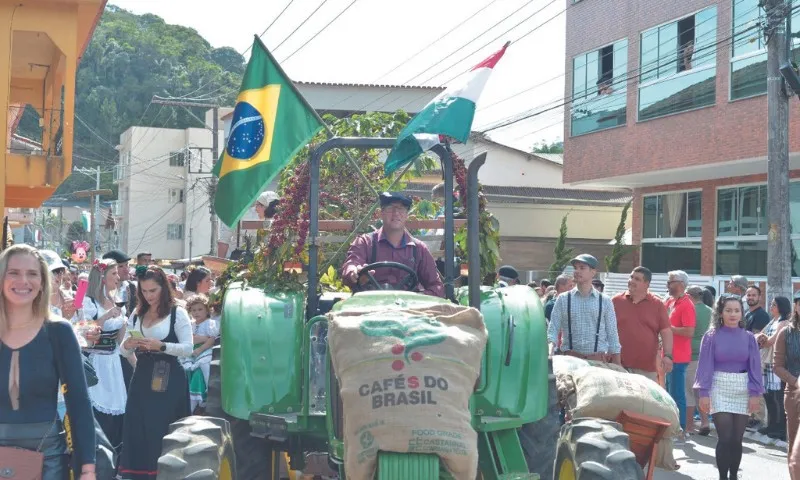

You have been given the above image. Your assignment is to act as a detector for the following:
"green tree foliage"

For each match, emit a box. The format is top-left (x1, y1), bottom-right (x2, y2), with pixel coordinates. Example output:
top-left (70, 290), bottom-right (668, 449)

top-left (51, 5), bottom-right (245, 195)
top-left (604, 200), bottom-right (632, 273)
top-left (548, 213), bottom-right (574, 282)
top-left (532, 140), bottom-right (564, 154)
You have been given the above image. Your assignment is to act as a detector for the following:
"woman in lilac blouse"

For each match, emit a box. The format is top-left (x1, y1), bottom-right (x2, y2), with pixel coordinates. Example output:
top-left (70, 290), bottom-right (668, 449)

top-left (694, 294), bottom-right (763, 480)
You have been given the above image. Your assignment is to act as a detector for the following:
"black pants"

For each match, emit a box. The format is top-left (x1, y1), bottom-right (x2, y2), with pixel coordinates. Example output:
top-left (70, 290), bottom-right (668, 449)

top-left (764, 386), bottom-right (787, 435)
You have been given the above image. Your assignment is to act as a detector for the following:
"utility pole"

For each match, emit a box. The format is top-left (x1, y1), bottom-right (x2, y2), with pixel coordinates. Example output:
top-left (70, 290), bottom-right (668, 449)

top-left (74, 166), bottom-right (103, 259)
top-left (151, 96), bottom-right (220, 256)
top-left (766, 0), bottom-right (792, 301)
top-left (74, 188), bottom-right (112, 264)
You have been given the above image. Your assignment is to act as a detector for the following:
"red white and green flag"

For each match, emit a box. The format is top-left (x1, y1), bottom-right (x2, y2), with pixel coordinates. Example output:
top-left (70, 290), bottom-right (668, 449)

top-left (384, 42), bottom-right (509, 175)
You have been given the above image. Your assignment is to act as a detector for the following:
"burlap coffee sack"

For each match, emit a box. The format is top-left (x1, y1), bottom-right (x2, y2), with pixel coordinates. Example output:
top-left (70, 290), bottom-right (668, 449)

top-left (328, 304), bottom-right (487, 480)
top-left (552, 356), bottom-right (627, 410)
top-left (571, 366), bottom-right (681, 437)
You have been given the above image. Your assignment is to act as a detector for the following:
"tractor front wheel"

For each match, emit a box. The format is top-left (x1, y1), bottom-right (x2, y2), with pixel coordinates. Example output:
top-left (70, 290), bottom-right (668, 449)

top-left (157, 416), bottom-right (236, 480)
top-left (555, 418), bottom-right (643, 480)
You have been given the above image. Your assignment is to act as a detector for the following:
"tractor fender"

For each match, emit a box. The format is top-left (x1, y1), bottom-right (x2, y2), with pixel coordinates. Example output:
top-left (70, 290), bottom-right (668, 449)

top-left (219, 283), bottom-right (305, 420)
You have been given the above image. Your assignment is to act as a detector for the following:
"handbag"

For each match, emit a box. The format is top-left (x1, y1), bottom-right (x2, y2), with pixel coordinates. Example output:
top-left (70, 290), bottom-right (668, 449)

top-left (0, 420), bottom-right (56, 480)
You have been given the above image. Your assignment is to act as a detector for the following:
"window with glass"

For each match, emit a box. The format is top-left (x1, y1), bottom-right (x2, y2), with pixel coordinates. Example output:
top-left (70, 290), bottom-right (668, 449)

top-left (641, 191), bottom-right (702, 273)
top-left (731, 0), bottom-right (800, 100)
top-left (571, 39), bottom-right (628, 136)
top-left (169, 151), bottom-right (185, 167)
top-left (716, 183), bottom-right (800, 275)
top-left (638, 6), bottom-right (717, 121)
top-left (167, 224), bottom-right (184, 240)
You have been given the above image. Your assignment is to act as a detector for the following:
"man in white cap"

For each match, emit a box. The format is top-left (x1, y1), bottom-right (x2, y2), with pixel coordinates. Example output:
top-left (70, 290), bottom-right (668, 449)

top-left (217, 190), bottom-right (280, 258)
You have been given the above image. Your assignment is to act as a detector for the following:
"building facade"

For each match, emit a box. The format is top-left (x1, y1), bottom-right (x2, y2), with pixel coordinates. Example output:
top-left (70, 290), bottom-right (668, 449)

top-left (563, 0), bottom-right (800, 278)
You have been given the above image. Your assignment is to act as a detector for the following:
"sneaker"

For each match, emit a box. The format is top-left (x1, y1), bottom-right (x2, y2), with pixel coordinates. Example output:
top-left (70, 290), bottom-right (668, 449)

top-left (758, 425), bottom-right (776, 436)
top-left (698, 425), bottom-right (712, 436)
top-left (746, 419), bottom-right (763, 431)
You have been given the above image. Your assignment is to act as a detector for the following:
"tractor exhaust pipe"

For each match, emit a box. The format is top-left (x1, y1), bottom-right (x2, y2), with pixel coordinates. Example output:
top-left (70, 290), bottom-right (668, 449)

top-left (467, 153), bottom-right (487, 310)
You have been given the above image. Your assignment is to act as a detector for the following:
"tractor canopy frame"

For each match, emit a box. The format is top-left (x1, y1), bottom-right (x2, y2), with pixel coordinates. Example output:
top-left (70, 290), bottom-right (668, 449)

top-left (305, 136), bottom-right (483, 319)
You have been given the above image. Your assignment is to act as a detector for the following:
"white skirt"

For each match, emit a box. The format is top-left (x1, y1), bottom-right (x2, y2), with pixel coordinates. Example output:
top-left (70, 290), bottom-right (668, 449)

top-left (710, 371), bottom-right (749, 415)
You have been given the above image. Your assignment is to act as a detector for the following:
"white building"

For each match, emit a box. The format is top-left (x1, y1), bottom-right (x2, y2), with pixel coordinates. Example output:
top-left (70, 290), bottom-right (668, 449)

top-left (115, 83), bottom-right (443, 260)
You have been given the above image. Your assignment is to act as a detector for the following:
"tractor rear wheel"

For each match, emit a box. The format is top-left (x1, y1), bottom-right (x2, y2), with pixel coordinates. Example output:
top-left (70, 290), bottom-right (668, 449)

top-left (206, 345), bottom-right (282, 479)
top-left (519, 358), bottom-right (560, 479)
top-left (555, 418), bottom-right (643, 480)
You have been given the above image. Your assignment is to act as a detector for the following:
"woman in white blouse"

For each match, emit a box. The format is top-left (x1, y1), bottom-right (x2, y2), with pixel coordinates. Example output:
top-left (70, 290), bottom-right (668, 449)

top-left (118, 265), bottom-right (192, 480)
top-left (82, 258), bottom-right (127, 454)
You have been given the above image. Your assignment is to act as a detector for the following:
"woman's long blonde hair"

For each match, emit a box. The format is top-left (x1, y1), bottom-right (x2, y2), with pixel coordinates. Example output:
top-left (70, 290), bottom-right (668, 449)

top-left (0, 244), bottom-right (52, 337)
top-left (87, 259), bottom-right (117, 302)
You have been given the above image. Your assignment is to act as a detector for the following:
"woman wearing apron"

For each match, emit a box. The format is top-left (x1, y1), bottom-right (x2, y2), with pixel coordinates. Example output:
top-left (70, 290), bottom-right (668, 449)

top-left (118, 265), bottom-right (192, 480)
top-left (82, 259), bottom-right (128, 454)
top-left (0, 245), bottom-right (96, 479)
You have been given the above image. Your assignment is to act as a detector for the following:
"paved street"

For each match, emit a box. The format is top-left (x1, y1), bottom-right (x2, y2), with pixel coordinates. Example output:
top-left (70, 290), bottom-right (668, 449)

top-left (655, 434), bottom-right (789, 480)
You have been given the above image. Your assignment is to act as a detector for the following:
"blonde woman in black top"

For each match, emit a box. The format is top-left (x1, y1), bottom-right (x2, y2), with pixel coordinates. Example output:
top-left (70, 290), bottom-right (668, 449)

top-left (0, 245), bottom-right (96, 479)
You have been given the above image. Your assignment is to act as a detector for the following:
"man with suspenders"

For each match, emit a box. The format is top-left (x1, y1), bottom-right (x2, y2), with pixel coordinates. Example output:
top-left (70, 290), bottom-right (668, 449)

top-left (341, 192), bottom-right (444, 297)
top-left (546, 254), bottom-right (622, 365)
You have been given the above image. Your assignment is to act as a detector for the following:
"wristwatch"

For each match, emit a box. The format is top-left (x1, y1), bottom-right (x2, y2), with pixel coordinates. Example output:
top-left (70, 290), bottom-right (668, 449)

top-left (664, 353), bottom-right (673, 360)
top-left (159, 343), bottom-right (167, 352)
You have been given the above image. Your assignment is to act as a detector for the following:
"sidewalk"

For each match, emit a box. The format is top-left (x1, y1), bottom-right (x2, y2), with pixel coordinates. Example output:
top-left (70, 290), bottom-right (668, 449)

top-left (689, 420), bottom-right (788, 450)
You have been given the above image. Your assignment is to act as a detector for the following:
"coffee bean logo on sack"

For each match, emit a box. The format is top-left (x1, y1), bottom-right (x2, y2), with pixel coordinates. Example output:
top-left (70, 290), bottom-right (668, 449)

top-left (359, 317), bottom-right (448, 371)
top-left (358, 317), bottom-right (451, 409)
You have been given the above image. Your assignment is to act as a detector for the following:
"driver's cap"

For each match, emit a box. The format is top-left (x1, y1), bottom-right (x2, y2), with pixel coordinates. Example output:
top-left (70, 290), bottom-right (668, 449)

top-left (379, 192), bottom-right (412, 209)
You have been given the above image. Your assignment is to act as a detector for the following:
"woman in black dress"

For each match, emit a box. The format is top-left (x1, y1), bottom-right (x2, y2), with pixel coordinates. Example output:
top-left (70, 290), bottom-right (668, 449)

top-left (118, 265), bottom-right (192, 480)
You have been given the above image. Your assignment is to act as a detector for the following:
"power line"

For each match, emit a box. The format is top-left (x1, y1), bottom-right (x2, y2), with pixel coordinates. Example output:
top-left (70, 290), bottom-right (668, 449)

top-left (273, 0), bottom-right (332, 52)
top-left (281, 0), bottom-right (360, 63)
top-left (374, 0), bottom-right (503, 82)
top-left (372, 0), bottom-right (751, 122)
top-left (244, 0), bottom-right (296, 57)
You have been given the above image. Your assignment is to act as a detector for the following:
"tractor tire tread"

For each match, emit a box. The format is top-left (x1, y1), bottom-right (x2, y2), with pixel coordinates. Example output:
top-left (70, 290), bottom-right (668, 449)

top-left (157, 416), bottom-right (235, 480)
top-left (555, 418), bottom-right (644, 480)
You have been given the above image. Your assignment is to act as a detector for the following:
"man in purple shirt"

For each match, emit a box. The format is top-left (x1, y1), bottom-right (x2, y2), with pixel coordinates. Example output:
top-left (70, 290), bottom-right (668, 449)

top-left (341, 192), bottom-right (444, 297)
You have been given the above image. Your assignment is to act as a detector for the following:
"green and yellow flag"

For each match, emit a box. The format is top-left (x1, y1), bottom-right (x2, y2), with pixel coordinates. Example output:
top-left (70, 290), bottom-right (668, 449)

top-left (214, 37), bottom-right (324, 227)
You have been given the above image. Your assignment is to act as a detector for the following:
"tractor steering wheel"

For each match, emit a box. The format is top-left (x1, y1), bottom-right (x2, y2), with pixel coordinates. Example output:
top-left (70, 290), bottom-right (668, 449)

top-left (355, 262), bottom-right (419, 292)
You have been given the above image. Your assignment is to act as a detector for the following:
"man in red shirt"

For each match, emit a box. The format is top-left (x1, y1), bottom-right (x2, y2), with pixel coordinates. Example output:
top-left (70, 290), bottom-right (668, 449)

top-left (613, 266), bottom-right (674, 383)
top-left (664, 270), bottom-right (697, 440)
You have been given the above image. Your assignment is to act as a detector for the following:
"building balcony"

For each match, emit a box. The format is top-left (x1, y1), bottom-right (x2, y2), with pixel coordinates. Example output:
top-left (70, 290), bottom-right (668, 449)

top-left (113, 164), bottom-right (129, 184)
top-left (1, 0), bottom-right (106, 210)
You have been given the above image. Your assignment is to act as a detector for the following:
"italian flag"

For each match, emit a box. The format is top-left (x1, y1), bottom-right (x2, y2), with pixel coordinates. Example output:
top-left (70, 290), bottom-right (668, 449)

top-left (384, 42), bottom-right (509, 175)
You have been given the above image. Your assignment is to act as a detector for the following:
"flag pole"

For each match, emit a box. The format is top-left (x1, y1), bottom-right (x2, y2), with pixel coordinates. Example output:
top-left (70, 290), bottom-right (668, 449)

top-left (254, 36), bottom-right (382, 197)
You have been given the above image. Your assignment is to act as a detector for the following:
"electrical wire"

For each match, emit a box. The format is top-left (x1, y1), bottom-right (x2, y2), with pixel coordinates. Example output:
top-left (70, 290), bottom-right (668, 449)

top-left (243, 0), bottom-right (296, 57)
top-left (281, 0), bottom-right (360, 63)
top-left (272, 0), bottom-right (332, 52)
top-left (370, 0), bottom-right (757, 122)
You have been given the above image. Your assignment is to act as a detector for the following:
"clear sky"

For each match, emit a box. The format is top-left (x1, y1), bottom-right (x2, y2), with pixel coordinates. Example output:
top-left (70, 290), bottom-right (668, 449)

top-left (111, 0), bottom-right (566, 151)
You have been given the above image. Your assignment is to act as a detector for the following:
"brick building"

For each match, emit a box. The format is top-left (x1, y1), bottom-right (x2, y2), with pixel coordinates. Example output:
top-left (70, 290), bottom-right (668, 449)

top-left (563, 0), bottom-right (800, 278)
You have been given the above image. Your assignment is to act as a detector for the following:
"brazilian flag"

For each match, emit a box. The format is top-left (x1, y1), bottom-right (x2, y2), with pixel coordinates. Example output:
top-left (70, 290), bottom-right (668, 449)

top-left (214, 37), bottom-right (324, 227)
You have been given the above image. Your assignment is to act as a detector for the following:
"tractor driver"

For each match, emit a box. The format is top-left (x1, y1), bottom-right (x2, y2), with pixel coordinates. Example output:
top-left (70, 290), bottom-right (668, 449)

top-left (341, 192), bottom-right (444, 297)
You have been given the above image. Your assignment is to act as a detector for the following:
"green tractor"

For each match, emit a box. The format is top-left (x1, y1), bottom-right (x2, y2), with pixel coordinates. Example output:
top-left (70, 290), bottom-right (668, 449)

top-left (155, 137), bottom-right (563, 479)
